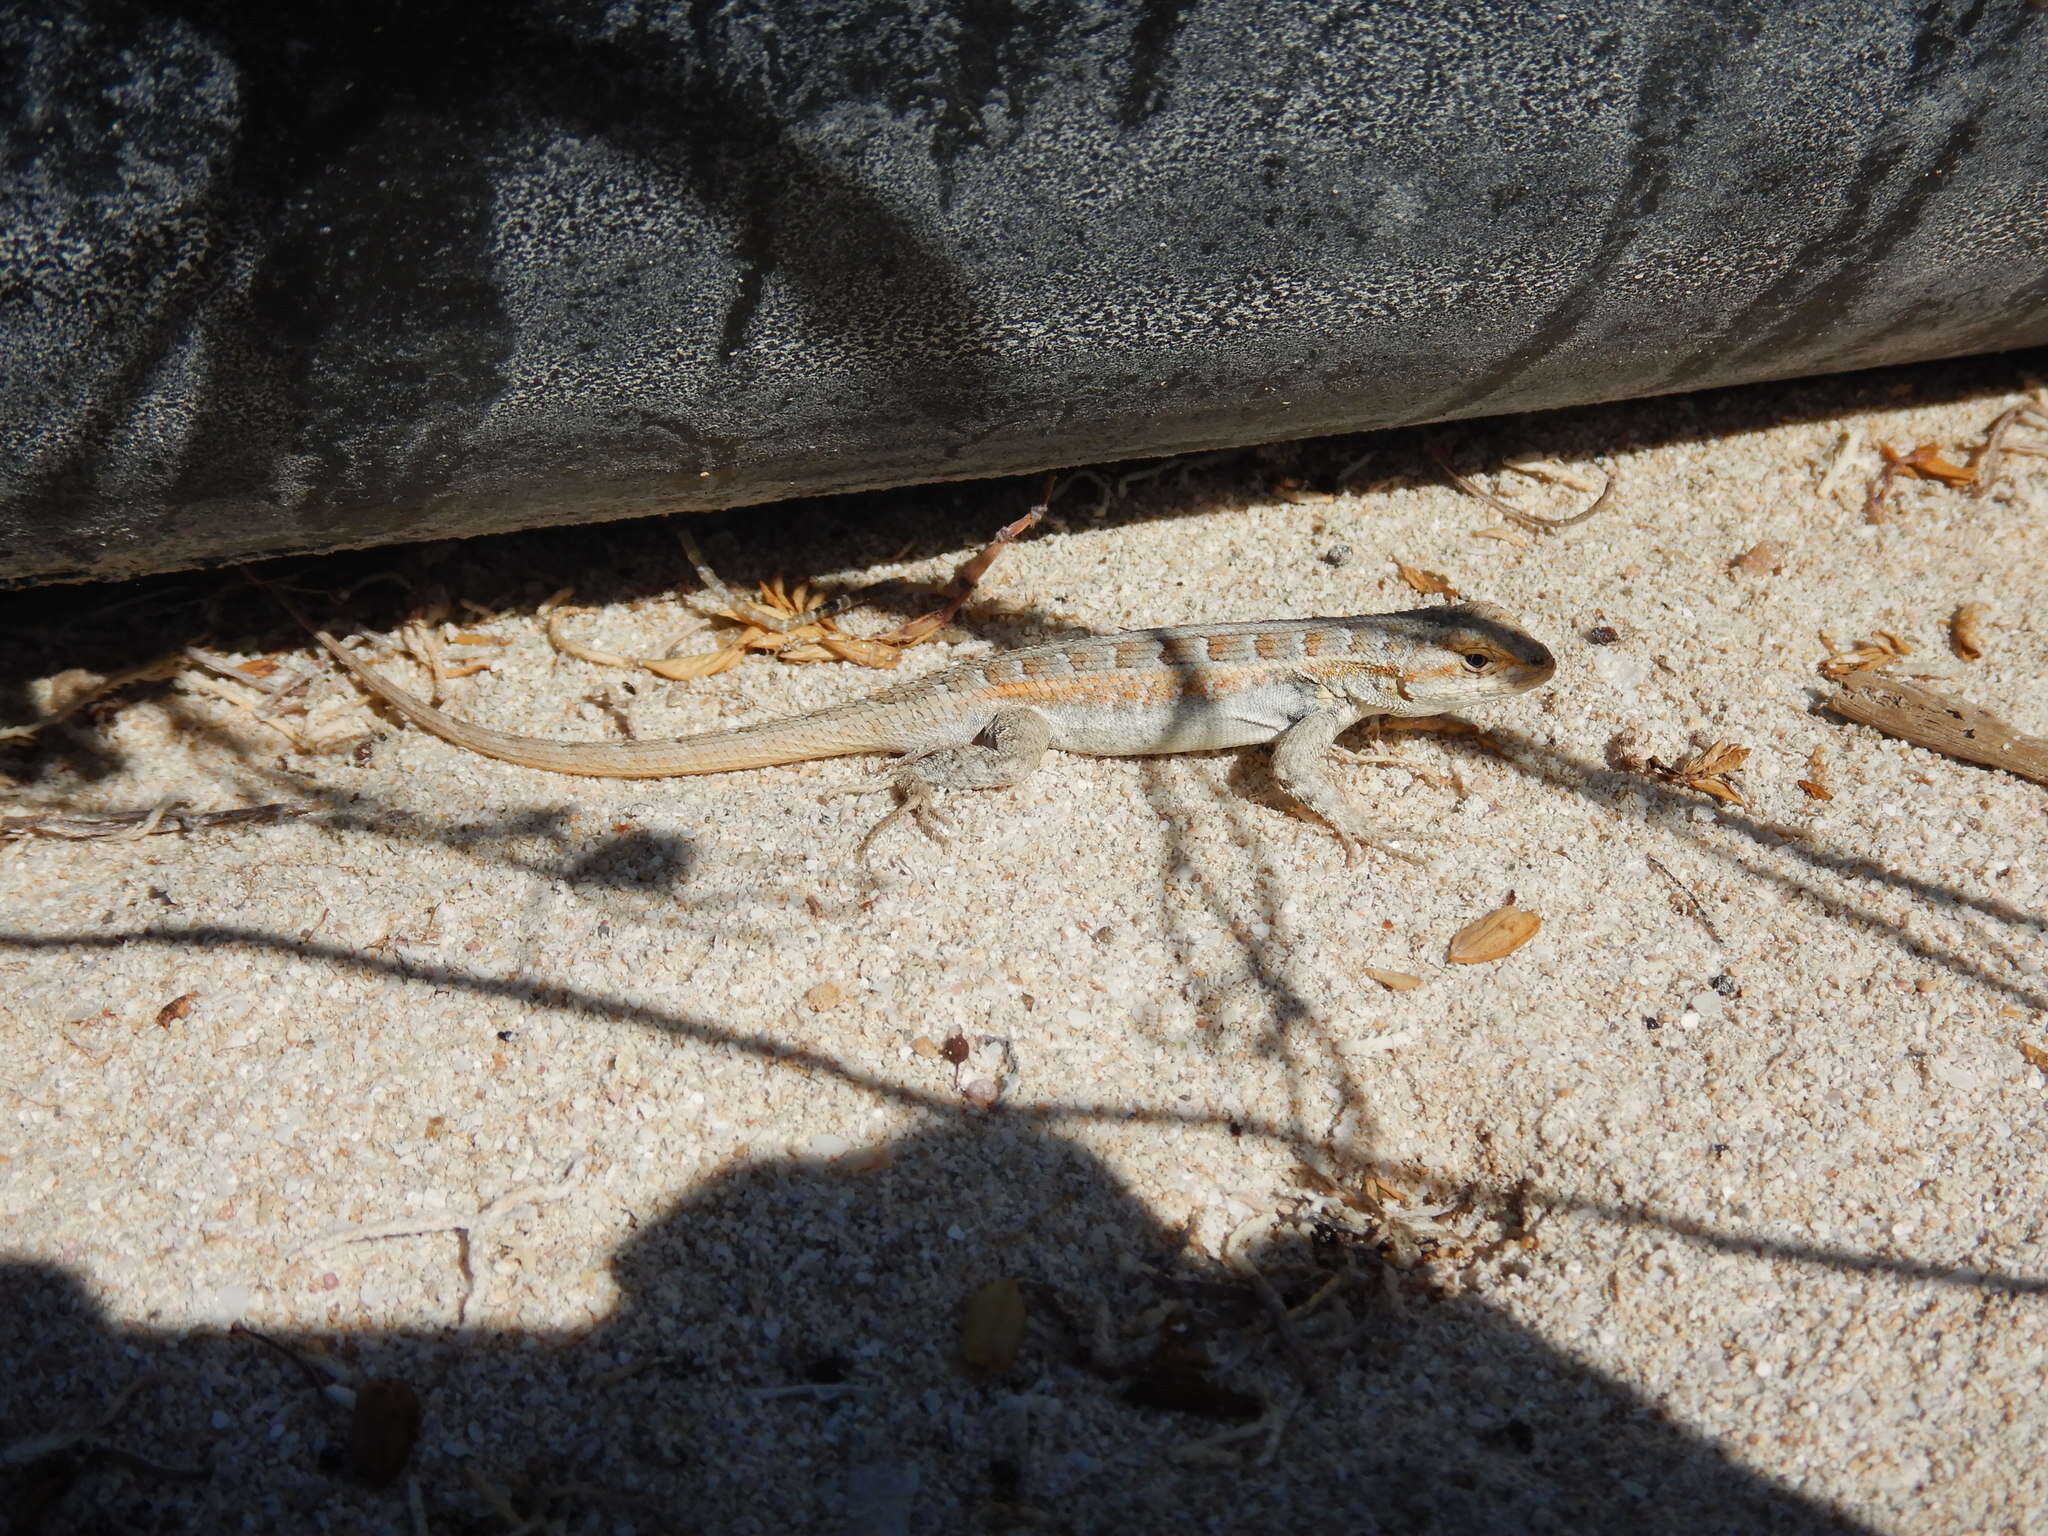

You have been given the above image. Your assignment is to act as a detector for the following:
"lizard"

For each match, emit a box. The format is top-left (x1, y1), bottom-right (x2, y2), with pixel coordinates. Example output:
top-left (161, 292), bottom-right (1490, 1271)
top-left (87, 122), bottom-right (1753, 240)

top-left (313, 603), bottom-right (1556, 863)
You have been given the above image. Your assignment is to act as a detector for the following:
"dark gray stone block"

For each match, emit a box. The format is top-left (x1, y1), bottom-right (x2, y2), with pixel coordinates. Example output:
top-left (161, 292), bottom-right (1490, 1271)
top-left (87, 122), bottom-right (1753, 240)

top-left (4, 1), bottom-right (2044, 586)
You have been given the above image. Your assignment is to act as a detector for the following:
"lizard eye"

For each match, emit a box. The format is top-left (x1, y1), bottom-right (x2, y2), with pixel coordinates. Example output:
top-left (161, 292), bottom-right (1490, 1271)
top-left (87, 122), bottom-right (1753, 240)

top-left (1461, 652), bottom-right (1492, 671)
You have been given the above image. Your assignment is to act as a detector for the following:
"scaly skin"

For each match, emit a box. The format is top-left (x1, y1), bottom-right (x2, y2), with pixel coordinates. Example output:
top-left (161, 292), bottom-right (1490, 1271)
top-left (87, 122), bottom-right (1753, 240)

top-left (316, 602), bottom-right (1555, 861)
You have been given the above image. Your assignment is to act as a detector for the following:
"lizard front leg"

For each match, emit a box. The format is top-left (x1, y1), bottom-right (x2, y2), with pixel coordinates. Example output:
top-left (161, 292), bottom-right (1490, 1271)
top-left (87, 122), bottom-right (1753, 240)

top-left (1270, 707), bottom-right (1425, 866)
top-left (857, 706), bottom-right (1054, 862)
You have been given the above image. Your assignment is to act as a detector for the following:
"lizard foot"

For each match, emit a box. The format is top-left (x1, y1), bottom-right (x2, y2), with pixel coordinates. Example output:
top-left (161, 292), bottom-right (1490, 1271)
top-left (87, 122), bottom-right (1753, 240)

top-left (1316, 812), bottom-right (1430, 867)
top-left (853, 777), bottom-right (954, 867)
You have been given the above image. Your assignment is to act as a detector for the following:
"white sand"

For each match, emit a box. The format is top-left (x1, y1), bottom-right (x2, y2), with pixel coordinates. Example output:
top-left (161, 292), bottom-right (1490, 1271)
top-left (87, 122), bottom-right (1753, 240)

top-left (2, 364), bottom-right (2044, 1532)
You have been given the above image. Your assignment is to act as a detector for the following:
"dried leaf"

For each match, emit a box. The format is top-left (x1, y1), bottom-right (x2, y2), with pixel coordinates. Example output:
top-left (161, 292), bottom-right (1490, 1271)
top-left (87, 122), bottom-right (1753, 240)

top-left (1392, 561), bottom-right (1460, 600)
top-left (1882, 441), bottom-right (1974, 487)
top-left (348, 1378), bottom-right (421, 1489)
top-left (773, 642), bottom-right (841, 663)
top-left (1648, 740), bottom-right (1751, 807)
top-left (814, 634), bottom-right (904, 669)
top-left (641, 647), bottom-right (747, 681)
top-left (1818, 629), bottom-right (1912, 682)
top-left (1948, 602), bottom-right (1989, 662)
top-left (236, 657), bottom-right (280, 679)
top-left (1363, 967), bottom-right (1423, 992)
top-left (960, 1278), bottom-right (1026, 1375)
top-left (154, 992), bottom-right (200, 1029)
top-left (2021, 1041), bottom-right (2048, 1075)
top-left (1447, 906), bottom-right (1542, 964)
top-left (1796, 744), bottom-right (1833, 801)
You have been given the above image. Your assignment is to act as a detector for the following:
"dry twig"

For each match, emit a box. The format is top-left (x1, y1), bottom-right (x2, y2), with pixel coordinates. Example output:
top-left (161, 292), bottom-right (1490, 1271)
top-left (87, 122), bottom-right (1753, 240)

top-left (0, 658), bottom-right (182, 743)
top-left (0, 803), bottom-right (305, 841)
top-left (1970, 398), bottom-right (2048, 495)
top-left (1427, 440), bottom-right (1613, 532)
top-left (1646, 855), bottom-right (1724, 946)
top-left (1826, 675), bottom-right (2048, 788)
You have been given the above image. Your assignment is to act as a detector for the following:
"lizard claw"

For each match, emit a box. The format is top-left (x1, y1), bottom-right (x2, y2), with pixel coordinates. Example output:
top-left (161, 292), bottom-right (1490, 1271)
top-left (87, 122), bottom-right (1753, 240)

top-left (1330, 823), bottom-right (1429, 867)
top-left (854, 779), bottom-right (952, 867)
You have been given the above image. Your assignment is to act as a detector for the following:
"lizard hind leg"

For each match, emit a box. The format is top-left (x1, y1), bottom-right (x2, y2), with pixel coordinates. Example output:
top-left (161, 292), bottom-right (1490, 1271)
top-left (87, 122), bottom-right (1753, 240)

top-left (853, 706), bottom-right (1054, 866)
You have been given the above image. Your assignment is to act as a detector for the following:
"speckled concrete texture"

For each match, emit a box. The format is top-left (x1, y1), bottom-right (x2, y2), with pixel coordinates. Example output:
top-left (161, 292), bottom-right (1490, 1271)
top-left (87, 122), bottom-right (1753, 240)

top-left (1, 358), bottom-right (2044, 1531)
top-left (6, 1), bottom-right (2047, 584)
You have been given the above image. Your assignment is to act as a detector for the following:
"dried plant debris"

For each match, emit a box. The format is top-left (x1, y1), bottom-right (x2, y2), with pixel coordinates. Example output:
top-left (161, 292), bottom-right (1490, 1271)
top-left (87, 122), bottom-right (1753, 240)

top-left (1362, 967), bottom-right (1424, 991)
top-left (1295, 1161), bottom-right (1469, 1269)
top-left (1498, 457), bottom-right (1602, 492)
top-left (1645, 855), bottom-right (1725, 947)
top-left (1391, 561), bottom-right (1460, 601)
top-left (1795, 745), bottom-right (1834, 801)
top-left (1, 1375), bottom-right (208, 1526)
top-left (1972, 395), bottom-right (2048, 494)
top-left (1446, 903), bottom-right (1542, 964)
top-left (1826, 674), bottom-right (2048, 789)
top-left (1864, 441), bottom-right (1974, 523)
top-left (0, 803), bottom-right (306, 842)
top-left (152, 992), bottom-right (200, 1029)
top-left (347, 1379), bottom-right (422, 1490)
top-left (293, 1160), bottom-right (585, 1325)
top-left (0, 657), bottom-right (183, 743)
top-left (1815, 427), bottom-right (1863, 503)
top-left (1947, 603), bottom-right (1990, 662)
top-left (1646, 740), bottom-right (1751, 808)
top-left (2020, 1041), bottom-right (2048, 1076)
top-left (1818, 630), bottom-right (1911, 682)
top-left (654, 499), bottom-right (1044, 675)
top-left (1727, 540), bottom-right (1786, 577)
top-left (1426, 439), bottom-right (1614, 533)
top-left (1883, 442), bottom-right (1974, 487)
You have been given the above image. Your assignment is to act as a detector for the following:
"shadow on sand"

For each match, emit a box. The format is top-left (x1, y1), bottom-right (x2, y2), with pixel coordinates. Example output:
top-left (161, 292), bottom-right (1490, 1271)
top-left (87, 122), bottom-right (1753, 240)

top-left (3, 1117), bottom-right (1866, 1533)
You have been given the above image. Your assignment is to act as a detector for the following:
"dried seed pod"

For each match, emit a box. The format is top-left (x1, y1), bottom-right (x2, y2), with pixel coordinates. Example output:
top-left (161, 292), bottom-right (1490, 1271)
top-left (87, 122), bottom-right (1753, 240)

top-left (1447, 906), bottom-right (1542, 964)
top-left (1363, 967), bottom-right (1424, 991)
top-left (960, 1278), bottom-right (1026, 1374)
top-left (1948, 602), bottom-right (1989, 662)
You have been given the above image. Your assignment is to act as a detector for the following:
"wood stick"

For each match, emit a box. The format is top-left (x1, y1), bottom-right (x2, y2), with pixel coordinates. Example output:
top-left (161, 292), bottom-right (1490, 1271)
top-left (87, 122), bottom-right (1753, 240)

top-left (1825, 673), bottom-right (2048, 787)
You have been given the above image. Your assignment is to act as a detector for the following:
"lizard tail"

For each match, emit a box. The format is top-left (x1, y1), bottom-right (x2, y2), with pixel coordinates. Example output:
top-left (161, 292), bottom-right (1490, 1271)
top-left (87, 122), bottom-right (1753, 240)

top-left (314, 632), bottom-right (890, 778)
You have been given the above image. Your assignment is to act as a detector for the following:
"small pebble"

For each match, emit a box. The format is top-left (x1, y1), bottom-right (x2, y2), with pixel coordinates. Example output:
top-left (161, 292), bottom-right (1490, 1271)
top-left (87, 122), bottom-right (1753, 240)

top-left (1321, 543), bottom-right (1353, 567)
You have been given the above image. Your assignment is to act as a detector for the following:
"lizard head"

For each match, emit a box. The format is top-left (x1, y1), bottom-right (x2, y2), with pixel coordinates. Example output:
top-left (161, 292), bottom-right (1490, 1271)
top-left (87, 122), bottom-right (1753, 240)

top-left (1370, 602), bottom-right (1556, 715)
